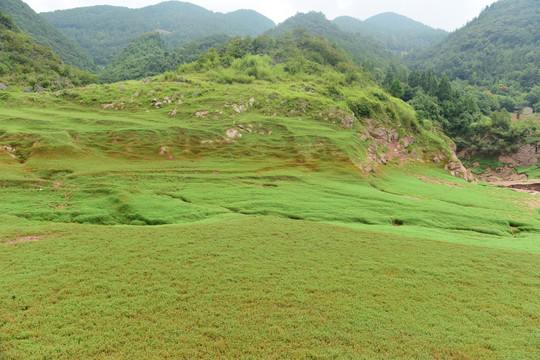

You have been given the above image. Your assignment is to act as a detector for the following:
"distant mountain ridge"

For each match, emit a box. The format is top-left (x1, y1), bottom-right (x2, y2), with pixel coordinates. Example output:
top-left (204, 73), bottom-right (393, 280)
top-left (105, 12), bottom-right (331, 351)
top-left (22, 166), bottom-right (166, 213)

top-left (41, 1), bottom-right (276, 66)
top-left (0, 0), bottom-right (95, 71)
top-left (404, 0), bottom-right (540, 92)
top-left (266, 12), bottom-right (401, 76)
top-left (333, 12), bottom-right (448, 52)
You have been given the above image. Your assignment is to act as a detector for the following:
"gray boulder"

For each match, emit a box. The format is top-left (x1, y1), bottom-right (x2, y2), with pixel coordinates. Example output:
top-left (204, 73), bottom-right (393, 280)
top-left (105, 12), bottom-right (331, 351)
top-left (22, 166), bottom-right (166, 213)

top-left (0, 82), bottom-right (8, 90)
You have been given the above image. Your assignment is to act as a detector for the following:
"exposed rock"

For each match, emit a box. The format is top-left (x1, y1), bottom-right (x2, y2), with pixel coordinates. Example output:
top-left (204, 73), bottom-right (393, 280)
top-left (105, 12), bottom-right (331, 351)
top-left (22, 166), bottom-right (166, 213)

top-left (328, 108), bottom-right (356, 129)
top-left (359, 133), bottom-right (370, 141)
top-left (0, 82), bottom-right (8, 90)
top-left (168, 108), bottom-right (177, 118)
top-left (143, 78), bottom-right (152, 84)
top-left (369, 127), bottom-right (388, 140)
top-left (33, 84), bottom-right (45, 93)
top-left (151, 98), bottom-right (163, 108)
top-left (445, 161), bottom-right (476, 183)
top-left (22, 88), bottom-right (32, 93)
top-left (249, 98), bottom-right (255, 106)
top-left (340, 114), bottom-right (355, 129)
top-left (226, 129), bottom-right (242, 139)
top-left (195, 111), bottom-right (209, 118)
top-left (402, 136), bottom-right (416, 148)
top-left (118, 86), bottom-right (125, 91)
top-left (433, 155), bottom-right (444, 163)
top-left (102, 103), bottom-right (115, 109)
top-left (176, 77), bottom-right (187, 83)
top-left (499, 143), bottom-right (539, 168)
top-left (233, 104), bottom-right (247, 113)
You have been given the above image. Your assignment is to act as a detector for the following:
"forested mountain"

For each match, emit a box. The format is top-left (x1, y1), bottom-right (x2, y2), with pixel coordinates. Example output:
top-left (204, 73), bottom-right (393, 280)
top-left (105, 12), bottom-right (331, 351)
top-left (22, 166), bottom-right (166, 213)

top-left (0, 0), bottom-right (95, 71)
top-left (266, 12), bottom-right (403, 79)
top-left (99, 32), bottom-right (229, 83)
top-left (41, 1), bottom-right (275, 66)
top-left (334, 13), bottom-right (448, 53)
top-left (405, 0), bottom-right (540, 94)
top-left (0, 11), bottom-right (95, 89)
top-left (99, 32), bottom-right (172, 84)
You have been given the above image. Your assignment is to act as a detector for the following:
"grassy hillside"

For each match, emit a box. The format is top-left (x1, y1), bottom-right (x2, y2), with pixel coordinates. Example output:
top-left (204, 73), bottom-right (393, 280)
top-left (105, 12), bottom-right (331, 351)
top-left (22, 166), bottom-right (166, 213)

top-left (0, 35), bottom-right (538, 359)
top-left (334, 13), bottom-right (448, 53)
top-left (0, 12), bottom-right (96, 89)
top-left (41, 1), bottom-right (275, 66)
top-left (0, 0), bottom-right (95, 71)
top-left (405, 0), bottom-right (540, 94)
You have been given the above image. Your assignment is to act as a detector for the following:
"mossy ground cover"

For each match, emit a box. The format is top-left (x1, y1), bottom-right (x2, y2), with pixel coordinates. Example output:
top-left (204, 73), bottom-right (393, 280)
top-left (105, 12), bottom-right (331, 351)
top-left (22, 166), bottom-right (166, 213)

top-left (0, 78), bottom-right (539, 359)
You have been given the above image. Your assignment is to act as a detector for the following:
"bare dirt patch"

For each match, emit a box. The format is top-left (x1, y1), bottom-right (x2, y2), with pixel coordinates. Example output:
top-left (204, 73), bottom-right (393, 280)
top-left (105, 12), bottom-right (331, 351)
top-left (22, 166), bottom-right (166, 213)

top-left (2, 235), bottom-right (44, 245)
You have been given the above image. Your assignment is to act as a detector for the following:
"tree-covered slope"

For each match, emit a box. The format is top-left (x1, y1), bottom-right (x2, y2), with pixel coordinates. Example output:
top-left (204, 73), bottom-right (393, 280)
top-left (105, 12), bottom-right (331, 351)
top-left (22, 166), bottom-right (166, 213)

top-left (0, 11), bottom-right (95, 89)
top-left (41, 1), bottom-right (275, 66)
top-left (0, 0), bottom-right (95, 71)
top-left (266, 12), bottom-right (401, 78)
top-left (99, 32), bottom-right (230, 83)
top-left (405, 0), bottom-right (540, 92)
top-left (99, 32), bottom-right (172, 84)
top-left (334, 13), bottom-right (448, 52)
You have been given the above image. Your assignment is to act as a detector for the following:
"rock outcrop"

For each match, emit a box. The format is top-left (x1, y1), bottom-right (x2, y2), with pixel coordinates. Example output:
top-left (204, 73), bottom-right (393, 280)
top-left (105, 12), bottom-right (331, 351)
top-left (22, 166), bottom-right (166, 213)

top-left (499, 143), bottom-right (539, 168)
top-left (357, 117), bottom-right (475, 182)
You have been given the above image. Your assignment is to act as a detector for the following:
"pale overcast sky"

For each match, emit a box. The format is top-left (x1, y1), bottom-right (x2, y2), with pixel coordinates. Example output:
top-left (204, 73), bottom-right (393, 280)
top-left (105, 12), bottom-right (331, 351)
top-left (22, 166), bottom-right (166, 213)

top-left (24, 0), bottom-right (498, 31)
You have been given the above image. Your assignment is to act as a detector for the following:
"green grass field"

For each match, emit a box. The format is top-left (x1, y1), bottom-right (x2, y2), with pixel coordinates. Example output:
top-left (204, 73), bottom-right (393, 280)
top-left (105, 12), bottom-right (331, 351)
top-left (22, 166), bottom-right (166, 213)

top-left (0, 77), bottom-right (539, 359)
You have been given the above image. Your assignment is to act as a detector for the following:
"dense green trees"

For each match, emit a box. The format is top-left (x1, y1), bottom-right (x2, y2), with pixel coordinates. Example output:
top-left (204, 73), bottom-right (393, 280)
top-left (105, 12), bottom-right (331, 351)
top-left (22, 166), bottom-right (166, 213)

top-left (405, 0), bottom-right (540, 104)
top-left (0, 0), bottom-right (95, 71)
top-left (0, 11), bottom-right (96, 88)
top-left (42, 2), bottom-right (275, 66)
top-left (399, 69), bottom-right (539, 155)
top-left (99, 33), bottom-right (230, 83)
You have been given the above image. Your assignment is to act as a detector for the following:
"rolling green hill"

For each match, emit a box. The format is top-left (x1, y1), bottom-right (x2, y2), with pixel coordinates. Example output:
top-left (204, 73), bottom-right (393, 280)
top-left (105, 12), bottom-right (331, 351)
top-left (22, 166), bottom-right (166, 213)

top-left (0, 11), bottom-right (95, 89)
top-left (0, 0), bottom-right (95, 71)
top-left (41, 1), bottom-right (275, 66)
top-left (405, 0), bottom-right (540, 93)
top-left (334, 12), bottom-right (448, 52)
top-left (0, 29), bottom-right (539, 359)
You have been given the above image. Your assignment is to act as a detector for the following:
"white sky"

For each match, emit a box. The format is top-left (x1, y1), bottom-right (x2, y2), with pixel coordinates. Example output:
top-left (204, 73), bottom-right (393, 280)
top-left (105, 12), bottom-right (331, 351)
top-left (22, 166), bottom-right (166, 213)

top-left (23, 0), bottom-right (498, 31)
